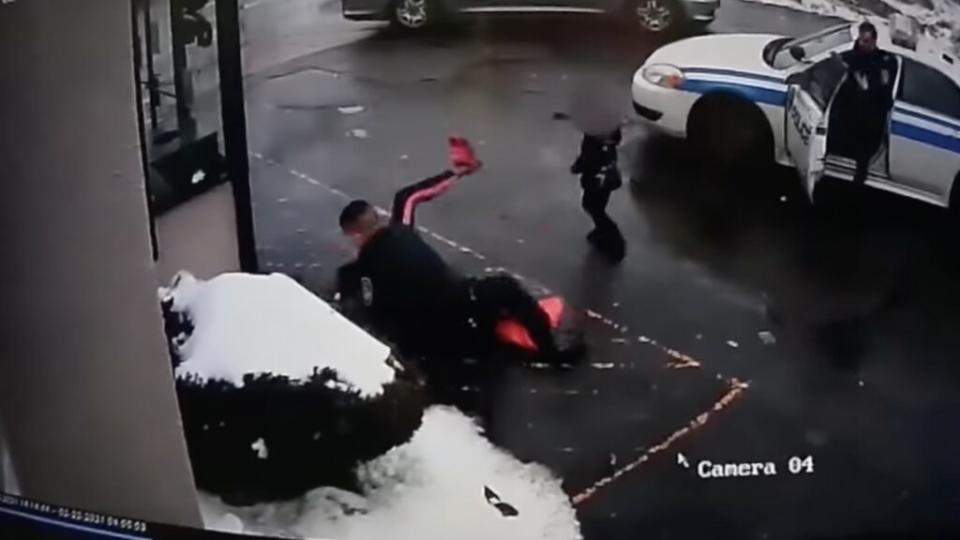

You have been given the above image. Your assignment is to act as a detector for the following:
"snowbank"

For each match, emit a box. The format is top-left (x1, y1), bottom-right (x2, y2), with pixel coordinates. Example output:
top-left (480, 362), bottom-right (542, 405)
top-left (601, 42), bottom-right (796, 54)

top-left (160, 271), bottom-right (395, 398)
top-left (199, 406), bottom-right (582, 540)
top-left (161, 271), bottom-right (424, 503)
top-left (742, 0), bottom-right (960, 52)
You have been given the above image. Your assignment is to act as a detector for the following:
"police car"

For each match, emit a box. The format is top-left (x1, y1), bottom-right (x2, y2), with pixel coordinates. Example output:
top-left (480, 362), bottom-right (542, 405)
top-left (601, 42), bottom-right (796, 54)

top-left (631, 15), bottom-right (960, 208)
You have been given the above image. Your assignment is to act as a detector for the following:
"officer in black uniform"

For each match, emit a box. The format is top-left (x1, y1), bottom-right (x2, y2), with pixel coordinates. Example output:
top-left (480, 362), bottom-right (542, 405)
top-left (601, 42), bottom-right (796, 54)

top-left (839, 21), bottom-right (898, 185)
top-left (336, 140), bottom-right (572, 361)
top-left (571, 127), bottom-right (625, 260)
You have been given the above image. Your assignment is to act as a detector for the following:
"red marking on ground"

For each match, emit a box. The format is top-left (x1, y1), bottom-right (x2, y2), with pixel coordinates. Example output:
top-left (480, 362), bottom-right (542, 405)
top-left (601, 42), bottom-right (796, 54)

top-left (571, 378), bottom-right (750, 507)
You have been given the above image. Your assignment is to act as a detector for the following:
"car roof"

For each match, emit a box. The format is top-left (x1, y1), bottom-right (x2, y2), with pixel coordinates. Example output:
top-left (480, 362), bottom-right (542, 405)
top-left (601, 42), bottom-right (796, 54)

top-left (859, 17), bottom-right (960, 85)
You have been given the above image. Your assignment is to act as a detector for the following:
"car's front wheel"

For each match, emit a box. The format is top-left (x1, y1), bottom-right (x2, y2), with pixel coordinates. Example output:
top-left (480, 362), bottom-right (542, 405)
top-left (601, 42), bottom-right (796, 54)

top-left (632, 0), bottom-right (678, 33)
top-left (391, 0), bottom-right (432, 30)
top-left (687, 94), bottom-right (774, 171)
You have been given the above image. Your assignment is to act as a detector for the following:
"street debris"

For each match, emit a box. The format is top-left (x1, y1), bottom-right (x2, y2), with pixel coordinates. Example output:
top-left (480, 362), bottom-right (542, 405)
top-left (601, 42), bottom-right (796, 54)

top-left (726, 340), bottom-right (740, 348)
top-left (758, 331), bottom-right (777, 345)
top-left (610, 338), bottom-right (628, 345)
top-left (609, 453), bottom-right (617, 467)
top-left (400, 154), bottom-right (409, 160)
top-left (552, 111), bottom-right (571, 120)
top-left (347, 128), bottom-right (370, 139)
top-left (638, 335), bottom-right (651, 343)
top-left (337, 105), bottom-right (365, 115)
top-left (779, 195), bottom-right (788, 202)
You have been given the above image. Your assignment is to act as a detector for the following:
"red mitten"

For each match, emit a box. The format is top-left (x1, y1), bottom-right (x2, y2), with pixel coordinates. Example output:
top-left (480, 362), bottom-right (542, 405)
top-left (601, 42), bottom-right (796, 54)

top-left (449, 136), bottom-right (482, 174)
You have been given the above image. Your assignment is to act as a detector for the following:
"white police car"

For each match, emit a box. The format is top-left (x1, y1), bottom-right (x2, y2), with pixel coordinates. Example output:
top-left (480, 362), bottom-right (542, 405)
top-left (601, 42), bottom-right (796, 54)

top-left (631, 15), bottom-right (960, 208)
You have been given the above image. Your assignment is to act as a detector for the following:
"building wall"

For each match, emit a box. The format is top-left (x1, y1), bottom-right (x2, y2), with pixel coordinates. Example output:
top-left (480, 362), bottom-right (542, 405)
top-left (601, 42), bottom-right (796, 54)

top-left (0, 0), bottom-right (202, 527)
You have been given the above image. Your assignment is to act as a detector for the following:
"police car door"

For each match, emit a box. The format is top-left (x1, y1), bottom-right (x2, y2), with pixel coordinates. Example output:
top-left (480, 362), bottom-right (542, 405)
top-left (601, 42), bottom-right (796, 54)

top-left (784, 55), bottom-right (847, 199)
top-left (889, 58), bottom-right (960, 204)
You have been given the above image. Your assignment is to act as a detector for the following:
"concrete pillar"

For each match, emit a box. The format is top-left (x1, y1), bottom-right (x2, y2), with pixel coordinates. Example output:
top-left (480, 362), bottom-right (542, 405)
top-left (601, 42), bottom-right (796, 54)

top-left (0, 0), bottom-right (202, 527)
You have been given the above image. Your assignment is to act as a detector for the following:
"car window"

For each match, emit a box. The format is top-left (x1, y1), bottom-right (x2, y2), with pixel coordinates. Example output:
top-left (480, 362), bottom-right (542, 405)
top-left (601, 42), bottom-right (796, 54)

top-left (898, 58), bottom-right (960, 118)
top-left (798, 55), bottom-right (847, 109)
top-left (769, 24), bottom-right (853, 69)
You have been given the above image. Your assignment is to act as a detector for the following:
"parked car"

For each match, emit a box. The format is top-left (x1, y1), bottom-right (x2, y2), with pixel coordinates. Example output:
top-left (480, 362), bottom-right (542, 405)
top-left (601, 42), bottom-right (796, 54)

top-left (343, 0), bottom-right (720, 33)
top-left (631, 15), bottom-right (960, 208)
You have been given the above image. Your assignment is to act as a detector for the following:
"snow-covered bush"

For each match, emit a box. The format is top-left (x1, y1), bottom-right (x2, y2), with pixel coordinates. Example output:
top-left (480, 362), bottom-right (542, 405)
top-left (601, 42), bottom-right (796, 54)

top-left (159, 271), bottom-right (425, 505)
top-left (199, 406), bottom-right (583, 540)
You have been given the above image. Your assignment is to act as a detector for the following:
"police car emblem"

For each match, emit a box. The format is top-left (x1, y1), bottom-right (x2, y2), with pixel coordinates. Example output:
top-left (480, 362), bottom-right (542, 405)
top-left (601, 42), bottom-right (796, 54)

top-left (361, 277), bottom-right (374, 306)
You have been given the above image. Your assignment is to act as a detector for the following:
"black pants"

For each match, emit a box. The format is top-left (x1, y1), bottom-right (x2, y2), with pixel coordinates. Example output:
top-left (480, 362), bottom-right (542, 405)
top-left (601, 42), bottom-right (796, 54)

top-left (467, 275), bottom-right (557, 355)
top-left (852, 141), bottom-right (879, 185)
top-left (581, 180), bottom-right (625, 257)
top-left (850, 121), bottom-right (885, 185)
top-left (582, 183), bottom-right (616, 234)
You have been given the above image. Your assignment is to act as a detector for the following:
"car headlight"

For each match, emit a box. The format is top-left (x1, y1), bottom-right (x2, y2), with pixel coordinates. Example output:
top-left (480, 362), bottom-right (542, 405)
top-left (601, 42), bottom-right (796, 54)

top-left (641, 64), bottom-right (685, 89)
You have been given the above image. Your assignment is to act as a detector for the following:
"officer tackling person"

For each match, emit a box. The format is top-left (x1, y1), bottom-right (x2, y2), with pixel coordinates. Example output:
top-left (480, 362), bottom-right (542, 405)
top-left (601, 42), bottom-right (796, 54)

top-left (839, 21), bottom-right (898, 186)
top-left (336, 137), bottom-right (580, 363)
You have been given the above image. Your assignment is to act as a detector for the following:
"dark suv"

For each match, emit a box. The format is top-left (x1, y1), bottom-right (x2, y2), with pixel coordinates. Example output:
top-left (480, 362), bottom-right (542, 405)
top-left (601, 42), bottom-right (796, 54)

top-left (342, 0), bottom-right (720, 33)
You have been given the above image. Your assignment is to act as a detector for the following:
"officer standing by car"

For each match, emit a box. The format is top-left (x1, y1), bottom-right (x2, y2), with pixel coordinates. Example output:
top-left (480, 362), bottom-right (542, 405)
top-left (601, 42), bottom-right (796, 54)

top-left (571, 128), bottom-right (626, 260)
top-left (839, 21), bottom-right (898, 186)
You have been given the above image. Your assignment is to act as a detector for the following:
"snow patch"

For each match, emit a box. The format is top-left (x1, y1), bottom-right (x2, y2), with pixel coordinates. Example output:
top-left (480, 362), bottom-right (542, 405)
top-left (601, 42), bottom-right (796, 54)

top-left (161, 272), bottom-right (395, 398)
top-left (743, 0), bottom-right (960, 52)
top-left (199, 406), bottom-right (581, 540)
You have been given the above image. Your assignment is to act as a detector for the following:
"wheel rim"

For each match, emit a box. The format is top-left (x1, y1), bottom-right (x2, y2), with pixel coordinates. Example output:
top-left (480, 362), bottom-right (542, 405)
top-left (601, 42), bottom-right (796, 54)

top-left (396, 0), bottom-right (428, 28)
top-left (635, 0), bottom-right (672, 32)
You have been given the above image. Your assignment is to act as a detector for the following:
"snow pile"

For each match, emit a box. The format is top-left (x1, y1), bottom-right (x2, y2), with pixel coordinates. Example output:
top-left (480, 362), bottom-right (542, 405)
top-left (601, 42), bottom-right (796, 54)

top-left (160, 271), bottom-right (395, 398)
top-left (198, 406), bottom-right (582, 540)
top-left (743, 0), bottom-right (960, 52)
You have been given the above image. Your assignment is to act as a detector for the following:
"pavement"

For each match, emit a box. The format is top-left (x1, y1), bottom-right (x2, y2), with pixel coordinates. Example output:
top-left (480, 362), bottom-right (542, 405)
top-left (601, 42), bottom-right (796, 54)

top-left (232, 1), bottom-right (960, 538)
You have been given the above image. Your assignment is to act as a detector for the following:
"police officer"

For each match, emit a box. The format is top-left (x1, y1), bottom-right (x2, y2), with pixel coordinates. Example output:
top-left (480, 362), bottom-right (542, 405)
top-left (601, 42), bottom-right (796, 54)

top-left (571, 128), bottom-right (625, 260)
top-left (336, 139), bottom-right (573, 361)
top-left (840, 21), bottom-right (898, 185)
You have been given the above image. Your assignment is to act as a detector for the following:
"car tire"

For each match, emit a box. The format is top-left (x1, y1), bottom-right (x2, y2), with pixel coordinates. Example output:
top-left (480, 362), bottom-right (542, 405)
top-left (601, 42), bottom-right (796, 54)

top-left (390, 0), bottom-right (434, 31)
top-left (687, 94), bottom-right (774, 172)
top-left (630, 0), bottom-right (681, 34)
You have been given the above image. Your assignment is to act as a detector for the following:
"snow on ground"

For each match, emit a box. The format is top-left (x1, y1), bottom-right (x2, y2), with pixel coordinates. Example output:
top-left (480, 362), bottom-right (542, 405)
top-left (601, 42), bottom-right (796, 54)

top-left (198, 406), bottom-right (582, 540)
top-left (742, 0), bottom-right (960, 52)
top-left (160, 272), bottom-right (395, 398)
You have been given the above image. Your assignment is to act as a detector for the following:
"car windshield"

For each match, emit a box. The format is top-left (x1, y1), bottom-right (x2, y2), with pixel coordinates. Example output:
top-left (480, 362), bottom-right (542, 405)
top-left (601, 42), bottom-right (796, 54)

top-left (764, 23), bottom-right (853, 69)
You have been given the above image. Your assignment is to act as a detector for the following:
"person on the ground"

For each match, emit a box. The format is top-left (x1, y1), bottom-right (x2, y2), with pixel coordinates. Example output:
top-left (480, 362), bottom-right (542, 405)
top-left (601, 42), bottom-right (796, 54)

top-left (838, 21), bottom-right (898, 185)
top-left (571, 127), bottom-right (626, 260)
top-left (336, 138), bottom-right (575, 362)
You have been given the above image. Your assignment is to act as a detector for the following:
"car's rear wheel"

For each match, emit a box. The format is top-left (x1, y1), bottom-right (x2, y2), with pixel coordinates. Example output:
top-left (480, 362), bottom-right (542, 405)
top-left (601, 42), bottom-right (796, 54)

top-left (632, 0), bottom-right (678, 33)
top-left (687, 93), bottom-right (774, 171)
top-left (391, 0), bottom-right (432, 30)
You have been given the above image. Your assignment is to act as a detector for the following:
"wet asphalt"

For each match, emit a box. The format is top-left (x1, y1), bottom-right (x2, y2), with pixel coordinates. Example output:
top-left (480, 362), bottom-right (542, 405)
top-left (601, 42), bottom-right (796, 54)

top-left (236, 1), bottom-right (960, 538)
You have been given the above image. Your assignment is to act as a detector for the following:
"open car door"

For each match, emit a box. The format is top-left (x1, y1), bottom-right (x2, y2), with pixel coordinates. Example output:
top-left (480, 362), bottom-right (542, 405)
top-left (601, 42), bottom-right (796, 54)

top-left (784, 55), bottom-right (847, 200)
